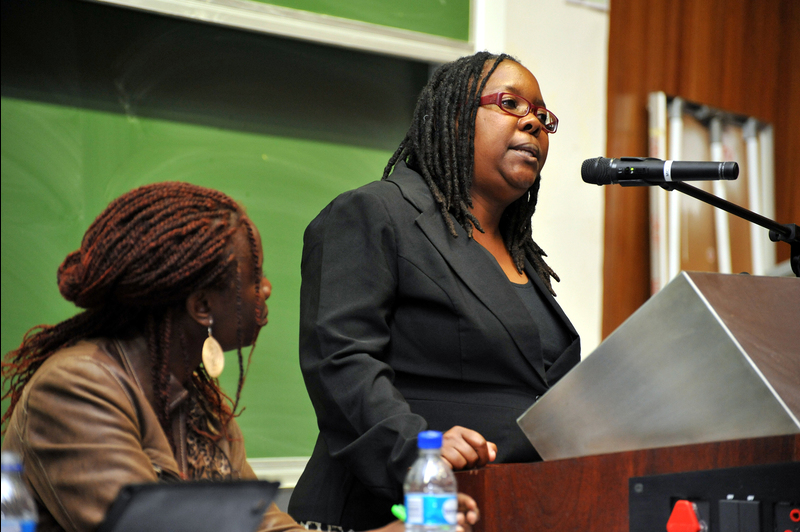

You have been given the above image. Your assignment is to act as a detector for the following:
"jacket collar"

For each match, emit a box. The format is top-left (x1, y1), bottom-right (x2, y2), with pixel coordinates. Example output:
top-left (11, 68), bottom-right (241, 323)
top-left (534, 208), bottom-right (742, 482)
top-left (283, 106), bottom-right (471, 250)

top-left (386, 162), bottom-right (577, 386)
top-left (110, 335), bottom-right (190, 414)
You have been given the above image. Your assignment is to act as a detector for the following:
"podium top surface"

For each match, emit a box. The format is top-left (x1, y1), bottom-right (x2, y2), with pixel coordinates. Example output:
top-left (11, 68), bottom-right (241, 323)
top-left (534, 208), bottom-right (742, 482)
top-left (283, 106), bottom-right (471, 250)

top-left (518, 272), bottom-right (800, 461)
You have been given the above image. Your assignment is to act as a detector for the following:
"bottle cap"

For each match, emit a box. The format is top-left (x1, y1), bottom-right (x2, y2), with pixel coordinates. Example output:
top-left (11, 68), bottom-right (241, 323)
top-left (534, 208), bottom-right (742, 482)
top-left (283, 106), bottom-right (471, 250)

top-left (417, 430), bottom-right (443, 449)
top-left (1, 451), bottom-right (23, 473)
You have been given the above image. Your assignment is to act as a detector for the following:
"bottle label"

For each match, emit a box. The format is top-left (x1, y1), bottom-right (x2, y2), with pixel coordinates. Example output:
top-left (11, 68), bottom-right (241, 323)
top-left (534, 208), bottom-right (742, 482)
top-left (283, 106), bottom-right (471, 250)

top-left (404, 493), bottom-right (457, 525)
top-left (1, 519), bottom-right (37, 532)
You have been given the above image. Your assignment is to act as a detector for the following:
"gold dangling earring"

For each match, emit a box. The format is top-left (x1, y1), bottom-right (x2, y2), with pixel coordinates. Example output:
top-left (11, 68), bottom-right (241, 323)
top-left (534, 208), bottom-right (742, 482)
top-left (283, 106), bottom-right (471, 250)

top-left (202, 317), bottom-right (224, 378)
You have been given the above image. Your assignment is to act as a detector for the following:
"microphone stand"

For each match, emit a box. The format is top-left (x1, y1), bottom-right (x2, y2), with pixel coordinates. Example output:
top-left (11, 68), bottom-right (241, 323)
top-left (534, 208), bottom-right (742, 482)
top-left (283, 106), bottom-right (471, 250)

top-left (656, 181), bottom-right (799, 278)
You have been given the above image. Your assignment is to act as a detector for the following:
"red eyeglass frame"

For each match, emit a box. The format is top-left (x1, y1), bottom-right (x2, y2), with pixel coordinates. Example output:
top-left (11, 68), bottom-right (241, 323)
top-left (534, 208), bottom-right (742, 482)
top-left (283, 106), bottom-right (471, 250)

top-left (479, 92), bottom-right (559, 133)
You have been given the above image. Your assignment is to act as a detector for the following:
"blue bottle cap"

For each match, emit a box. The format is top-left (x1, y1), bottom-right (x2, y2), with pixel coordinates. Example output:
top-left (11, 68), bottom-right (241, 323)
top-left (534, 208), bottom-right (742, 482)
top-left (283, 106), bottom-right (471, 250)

top-left (417, 430), bottom-right (443, 449)
top-left (1, 451), bottom-right (23, 473)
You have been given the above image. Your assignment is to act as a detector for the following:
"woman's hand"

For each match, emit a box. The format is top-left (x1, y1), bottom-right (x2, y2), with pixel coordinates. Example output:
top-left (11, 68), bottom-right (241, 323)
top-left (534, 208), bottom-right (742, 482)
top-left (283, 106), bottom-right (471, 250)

top-left (456, 492), bottom-right (480, 532)
top-left (367, 493), bottom-right (480, 532)
top-left (441, 426), bottom-right (497, 470)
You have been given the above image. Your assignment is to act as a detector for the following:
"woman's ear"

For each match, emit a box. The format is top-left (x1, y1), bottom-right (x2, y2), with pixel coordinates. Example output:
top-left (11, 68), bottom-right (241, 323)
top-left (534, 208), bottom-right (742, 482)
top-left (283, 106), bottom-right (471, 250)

top-left (186, 291), bottom-right (213, 327)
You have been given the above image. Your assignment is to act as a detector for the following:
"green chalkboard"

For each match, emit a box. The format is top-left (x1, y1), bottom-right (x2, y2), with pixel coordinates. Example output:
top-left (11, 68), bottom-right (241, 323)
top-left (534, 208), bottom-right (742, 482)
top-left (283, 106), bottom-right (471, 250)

top-left (0, 96), bottom-right (393, 456)
top-left (258, 0), bottom-right (471, 41)
top-left (1, 0), bottom-right (428, 457)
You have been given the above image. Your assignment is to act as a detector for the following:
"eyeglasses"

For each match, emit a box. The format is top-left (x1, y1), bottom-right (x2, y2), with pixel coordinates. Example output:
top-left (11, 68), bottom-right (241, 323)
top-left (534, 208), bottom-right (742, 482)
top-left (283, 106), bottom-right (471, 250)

top-left (479, 92), bottom-right (559, 134)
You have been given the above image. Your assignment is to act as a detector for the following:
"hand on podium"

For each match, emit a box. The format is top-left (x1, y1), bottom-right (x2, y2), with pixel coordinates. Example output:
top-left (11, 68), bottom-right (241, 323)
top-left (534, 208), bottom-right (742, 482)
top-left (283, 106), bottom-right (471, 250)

top-left (441, 426), bottom-right (497, 470)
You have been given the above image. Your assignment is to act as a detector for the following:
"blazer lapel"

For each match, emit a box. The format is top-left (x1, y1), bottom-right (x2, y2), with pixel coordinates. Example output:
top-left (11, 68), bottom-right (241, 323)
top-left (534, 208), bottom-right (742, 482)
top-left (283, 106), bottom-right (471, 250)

top-left (388, 164), bottom-right (548, 386)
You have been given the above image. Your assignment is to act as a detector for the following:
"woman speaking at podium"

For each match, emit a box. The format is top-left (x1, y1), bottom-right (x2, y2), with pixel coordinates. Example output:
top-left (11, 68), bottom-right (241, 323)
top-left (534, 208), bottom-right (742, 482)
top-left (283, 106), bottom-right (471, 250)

top-left (290, 52), bottom-right (581, 531)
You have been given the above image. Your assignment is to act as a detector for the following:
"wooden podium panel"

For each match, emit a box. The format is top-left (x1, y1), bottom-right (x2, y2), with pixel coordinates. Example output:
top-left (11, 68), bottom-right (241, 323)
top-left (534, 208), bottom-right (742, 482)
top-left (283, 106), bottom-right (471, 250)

top-left (455, 434), bottom-right (799, 532)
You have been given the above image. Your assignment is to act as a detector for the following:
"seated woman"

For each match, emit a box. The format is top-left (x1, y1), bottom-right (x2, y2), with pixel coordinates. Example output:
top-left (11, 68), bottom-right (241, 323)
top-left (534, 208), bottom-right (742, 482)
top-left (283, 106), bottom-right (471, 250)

top-left (1, 182), bottom-right (477, 532)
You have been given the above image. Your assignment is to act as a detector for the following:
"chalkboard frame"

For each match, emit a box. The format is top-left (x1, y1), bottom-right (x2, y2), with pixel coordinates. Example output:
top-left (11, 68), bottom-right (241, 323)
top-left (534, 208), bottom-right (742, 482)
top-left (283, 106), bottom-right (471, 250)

top-left (88, 0), bottom-right (475, 62)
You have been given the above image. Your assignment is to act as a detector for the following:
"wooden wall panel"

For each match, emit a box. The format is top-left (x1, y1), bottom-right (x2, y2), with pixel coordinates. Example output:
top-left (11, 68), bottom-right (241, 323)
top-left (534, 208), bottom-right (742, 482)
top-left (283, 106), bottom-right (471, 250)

top-left (774, 0), bottom-right (800, 273)
top-left (603, 0), bottom-right (800, 338)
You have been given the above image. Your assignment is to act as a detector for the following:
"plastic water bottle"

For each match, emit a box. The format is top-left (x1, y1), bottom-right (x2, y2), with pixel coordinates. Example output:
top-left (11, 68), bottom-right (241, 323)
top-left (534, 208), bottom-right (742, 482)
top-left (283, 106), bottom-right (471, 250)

top-left (1, 451), bottom-right (38, 532)
top-left (403, 431), bottom-right (457, 532)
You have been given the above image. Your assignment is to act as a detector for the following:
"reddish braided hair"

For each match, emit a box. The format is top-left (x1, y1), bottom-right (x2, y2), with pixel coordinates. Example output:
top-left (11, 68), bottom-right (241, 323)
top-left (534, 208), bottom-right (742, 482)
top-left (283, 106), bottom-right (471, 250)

top-left (1, 182), bottom-right (261, 440)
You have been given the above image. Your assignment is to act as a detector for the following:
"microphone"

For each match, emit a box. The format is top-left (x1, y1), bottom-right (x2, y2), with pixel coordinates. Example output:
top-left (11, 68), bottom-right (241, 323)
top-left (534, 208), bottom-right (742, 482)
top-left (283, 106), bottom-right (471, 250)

top-left (581, 157), bottom-right (739, 186)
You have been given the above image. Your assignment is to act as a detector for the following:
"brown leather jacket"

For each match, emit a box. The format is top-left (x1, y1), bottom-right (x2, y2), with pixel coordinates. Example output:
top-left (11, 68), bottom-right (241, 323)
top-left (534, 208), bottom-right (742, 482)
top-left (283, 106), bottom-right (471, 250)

top-left (2, 336), bottom-right (304, 532)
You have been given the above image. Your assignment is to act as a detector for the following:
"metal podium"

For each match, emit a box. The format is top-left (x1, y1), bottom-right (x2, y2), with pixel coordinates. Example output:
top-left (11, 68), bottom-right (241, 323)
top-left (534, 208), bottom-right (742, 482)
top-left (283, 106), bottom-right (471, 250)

top-left (518, 271), bottom-right (800, 461)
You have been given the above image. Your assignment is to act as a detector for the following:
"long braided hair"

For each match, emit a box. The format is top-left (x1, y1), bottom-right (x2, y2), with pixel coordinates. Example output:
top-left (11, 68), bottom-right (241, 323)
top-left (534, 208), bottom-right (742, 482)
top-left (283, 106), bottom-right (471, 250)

top-left (1, 182), bottom-right (261, 442)
top-left (383, 51), bottom-right (560, 294)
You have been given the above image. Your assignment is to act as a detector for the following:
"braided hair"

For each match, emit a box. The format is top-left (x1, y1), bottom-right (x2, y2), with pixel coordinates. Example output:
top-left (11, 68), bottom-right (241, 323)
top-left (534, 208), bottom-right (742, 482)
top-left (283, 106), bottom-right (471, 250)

top-left (1, 182), bottom-right (261, 441)
top-left (383, 51), bottom-right (560, 294)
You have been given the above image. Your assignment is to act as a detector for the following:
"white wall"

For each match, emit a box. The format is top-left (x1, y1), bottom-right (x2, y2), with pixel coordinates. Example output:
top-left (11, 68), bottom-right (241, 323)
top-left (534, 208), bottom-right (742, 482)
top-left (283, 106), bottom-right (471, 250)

top-left (475, 0), bottom-right (609, 355)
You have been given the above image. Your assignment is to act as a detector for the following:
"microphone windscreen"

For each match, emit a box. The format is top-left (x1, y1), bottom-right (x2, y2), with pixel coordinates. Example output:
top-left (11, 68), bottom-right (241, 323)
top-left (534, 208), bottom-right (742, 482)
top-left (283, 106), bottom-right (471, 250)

top-left (581, 157), bottom-right (612, 185)
top-left (721, 161), bottom-right (739, 179)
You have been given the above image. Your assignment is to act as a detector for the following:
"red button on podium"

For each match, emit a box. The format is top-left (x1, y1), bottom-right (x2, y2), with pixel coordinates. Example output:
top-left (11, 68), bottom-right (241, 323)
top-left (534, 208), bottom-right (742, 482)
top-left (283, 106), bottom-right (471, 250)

top-left (666, 500), bottom-right (705, 532)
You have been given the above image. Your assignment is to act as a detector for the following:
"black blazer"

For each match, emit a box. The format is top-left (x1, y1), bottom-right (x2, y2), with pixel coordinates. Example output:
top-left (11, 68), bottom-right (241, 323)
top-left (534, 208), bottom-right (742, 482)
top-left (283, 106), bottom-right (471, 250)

top-left (289, 163), bottom-right (580, 530)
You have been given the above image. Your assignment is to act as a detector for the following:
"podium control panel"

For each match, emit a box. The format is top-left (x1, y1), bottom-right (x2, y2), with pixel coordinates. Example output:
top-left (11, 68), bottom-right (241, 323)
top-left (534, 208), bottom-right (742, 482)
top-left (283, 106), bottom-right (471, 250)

top-left (629, 462), bottom-right (799, 532)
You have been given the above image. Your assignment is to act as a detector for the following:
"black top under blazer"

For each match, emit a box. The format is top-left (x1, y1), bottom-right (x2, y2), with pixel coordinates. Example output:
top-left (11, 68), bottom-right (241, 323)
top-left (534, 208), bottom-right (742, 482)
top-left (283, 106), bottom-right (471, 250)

top-left (289, 162), bottom-right (580, 530)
